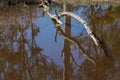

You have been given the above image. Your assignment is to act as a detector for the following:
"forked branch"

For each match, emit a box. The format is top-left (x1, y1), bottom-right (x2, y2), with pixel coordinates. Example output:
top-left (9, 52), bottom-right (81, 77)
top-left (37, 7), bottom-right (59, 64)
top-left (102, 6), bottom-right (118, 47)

top-left (39, 4), bottom-right (97, 65)
top-left (57, 12), bottom-right (100, 46)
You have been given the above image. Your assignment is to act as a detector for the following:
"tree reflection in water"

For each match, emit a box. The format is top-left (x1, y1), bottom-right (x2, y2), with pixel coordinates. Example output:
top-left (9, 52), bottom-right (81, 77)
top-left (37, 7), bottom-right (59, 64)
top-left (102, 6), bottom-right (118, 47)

top-left (75, 4), bottom-right (120, 80)
top-left (0, 4), bottom-right (120, 80)
top-left (0, 6), bottom-right (62, 80)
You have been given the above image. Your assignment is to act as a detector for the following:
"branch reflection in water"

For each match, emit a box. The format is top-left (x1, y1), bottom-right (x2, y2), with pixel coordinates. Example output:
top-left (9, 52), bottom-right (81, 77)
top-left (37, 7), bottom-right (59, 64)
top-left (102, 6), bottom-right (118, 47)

top-left (0, 4), bottom-right (120, 80)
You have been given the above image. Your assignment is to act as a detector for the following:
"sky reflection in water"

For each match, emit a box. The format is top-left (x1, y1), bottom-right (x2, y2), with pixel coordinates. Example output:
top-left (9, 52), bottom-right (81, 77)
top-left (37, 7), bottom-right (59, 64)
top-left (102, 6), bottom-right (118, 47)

top-left (0, 4), bottom-right (120, 80)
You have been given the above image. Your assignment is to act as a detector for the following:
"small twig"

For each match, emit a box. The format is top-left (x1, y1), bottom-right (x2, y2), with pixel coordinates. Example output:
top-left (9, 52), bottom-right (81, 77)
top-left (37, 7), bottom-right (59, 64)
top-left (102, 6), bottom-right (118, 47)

top-left (70, 53), bottom-right (81, 67)
top-left (55, 28), bottom-right (58, 43)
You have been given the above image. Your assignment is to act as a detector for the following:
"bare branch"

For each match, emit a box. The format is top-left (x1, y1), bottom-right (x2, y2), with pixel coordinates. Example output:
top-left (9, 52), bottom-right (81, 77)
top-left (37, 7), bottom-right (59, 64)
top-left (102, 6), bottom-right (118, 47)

top-left (70, 53), bottom-right (81, 67)
top-left (57, 27), bottom-right (96, 66)
top-left (57, 12), bottom-right (100, 46)
top-left (39, 4), bottom-right (97, 65)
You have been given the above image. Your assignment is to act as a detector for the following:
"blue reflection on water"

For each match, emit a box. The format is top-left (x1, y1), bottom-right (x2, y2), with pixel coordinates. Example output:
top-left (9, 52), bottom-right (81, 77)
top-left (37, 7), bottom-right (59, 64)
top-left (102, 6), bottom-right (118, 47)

top-left (33, 6), bottom-right (86, 65)
top-left (34, 14), bottom-right (64, 65)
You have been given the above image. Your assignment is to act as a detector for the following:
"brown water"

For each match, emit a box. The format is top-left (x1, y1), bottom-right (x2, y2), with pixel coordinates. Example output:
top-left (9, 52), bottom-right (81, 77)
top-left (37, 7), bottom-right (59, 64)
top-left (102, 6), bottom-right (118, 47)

top-left (0, 4), bottom-right (120, 80)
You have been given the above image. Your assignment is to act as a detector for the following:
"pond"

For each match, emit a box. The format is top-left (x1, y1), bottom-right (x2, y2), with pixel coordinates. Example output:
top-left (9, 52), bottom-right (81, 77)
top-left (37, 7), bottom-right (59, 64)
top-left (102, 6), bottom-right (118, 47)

top-left (0, 3), bottom-right (120, 80)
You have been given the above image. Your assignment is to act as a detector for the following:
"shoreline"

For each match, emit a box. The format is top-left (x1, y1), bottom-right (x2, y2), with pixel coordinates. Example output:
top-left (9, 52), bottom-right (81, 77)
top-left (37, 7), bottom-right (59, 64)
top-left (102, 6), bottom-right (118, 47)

top-left (0, 0), bottom-right (120, 6)
top-left (52, 0), bottom-right (120, 5)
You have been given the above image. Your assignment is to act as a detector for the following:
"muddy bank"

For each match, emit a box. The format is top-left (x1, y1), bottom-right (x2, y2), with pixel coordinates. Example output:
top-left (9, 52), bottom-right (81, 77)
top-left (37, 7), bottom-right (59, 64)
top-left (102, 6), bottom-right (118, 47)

top-left (0, 0), bottom-right (120, 6)
top-left (52, 0), bottom-right (120, 5)
top-left (0, 0), bottom-right (39, 6)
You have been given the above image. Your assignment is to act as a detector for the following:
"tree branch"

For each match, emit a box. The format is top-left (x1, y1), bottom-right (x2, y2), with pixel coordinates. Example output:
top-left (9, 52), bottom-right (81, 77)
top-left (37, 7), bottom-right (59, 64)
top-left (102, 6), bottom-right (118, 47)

top-left (57, 27), bottom-right (96, 66)
top-left (39, 4), bottom-right (97, 65)
top-left (57, 12), bottom-right (100, 46)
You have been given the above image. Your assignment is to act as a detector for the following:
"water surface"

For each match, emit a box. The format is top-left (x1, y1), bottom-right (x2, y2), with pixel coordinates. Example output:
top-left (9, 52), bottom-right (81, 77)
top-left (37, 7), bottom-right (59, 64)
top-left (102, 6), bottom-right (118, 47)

top-left (0, 4), bottom-right (120, 80)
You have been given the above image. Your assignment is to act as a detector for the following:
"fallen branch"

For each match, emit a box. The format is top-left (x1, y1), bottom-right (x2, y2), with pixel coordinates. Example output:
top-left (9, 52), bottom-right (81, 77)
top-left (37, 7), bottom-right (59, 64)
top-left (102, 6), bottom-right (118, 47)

top-left (39, 3), bottom-right (97, 65)
top-left (57, 27), bottom-right (96, 66)
top-left (57, 12), bottom-right (113, 58)
top-left (56, 12), bottom-right (100, 46)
